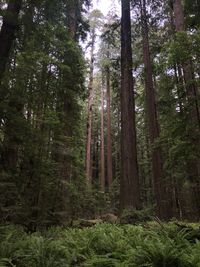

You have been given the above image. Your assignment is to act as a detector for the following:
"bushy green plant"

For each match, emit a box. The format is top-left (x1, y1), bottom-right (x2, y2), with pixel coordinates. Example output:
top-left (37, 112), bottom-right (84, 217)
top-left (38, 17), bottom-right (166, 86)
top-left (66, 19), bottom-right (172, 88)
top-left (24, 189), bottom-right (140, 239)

top-left (1, 223), bottom-right (200, 266)
top-left (120, 208), bottom-right (154, 224)
top-left (0, 225), bottom-right (26, 265)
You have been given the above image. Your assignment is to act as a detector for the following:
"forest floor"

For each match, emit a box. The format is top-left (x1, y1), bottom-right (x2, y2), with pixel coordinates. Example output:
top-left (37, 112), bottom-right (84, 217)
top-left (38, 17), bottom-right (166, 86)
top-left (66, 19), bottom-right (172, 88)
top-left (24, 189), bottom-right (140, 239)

top-left (0, 222), bottom-right (200, 266)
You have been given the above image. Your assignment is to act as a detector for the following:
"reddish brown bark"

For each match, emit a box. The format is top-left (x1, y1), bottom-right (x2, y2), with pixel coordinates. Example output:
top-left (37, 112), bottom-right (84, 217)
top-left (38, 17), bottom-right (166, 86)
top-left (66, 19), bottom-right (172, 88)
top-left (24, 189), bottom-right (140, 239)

top-left (174, 64), bottom-right (185, 113)
top-left (106, 63), bottom-right (113, 189)
top-left (173, 0), bottom-right (200, 127)
top-left (172, 0), bottom-right (200, 216)
top-left (68, 0), bottom-right (78, 40)
top-left (120, 0), bottom-right (140, 210)
top-left (0, 0), bottom-right (22, 80)
top-left (140, 0), bottom-right (168, 218)
top-left (100, 82), bottom-right (105, 191)
top-left (173, 0), bottom-right (185, 31)
top-left (86, 29), bottom-right (95, 184)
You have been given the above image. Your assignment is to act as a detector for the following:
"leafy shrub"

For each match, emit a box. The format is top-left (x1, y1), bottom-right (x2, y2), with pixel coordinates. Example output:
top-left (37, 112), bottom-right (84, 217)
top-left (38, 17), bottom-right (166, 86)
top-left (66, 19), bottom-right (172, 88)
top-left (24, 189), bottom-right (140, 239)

top-left (0, 222), bottom-right (200, 266)
top-left (120, 208), bottom-right (154, 224)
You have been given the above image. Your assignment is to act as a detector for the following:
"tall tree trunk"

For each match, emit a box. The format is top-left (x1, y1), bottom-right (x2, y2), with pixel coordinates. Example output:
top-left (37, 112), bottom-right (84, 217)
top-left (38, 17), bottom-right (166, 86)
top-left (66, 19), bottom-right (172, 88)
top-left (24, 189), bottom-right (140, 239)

top-left (173, 0), bottom-right (184, 31)
top-left (86, 29), bottom-right (95, 184)
top-left (0, 0), bottom-right (22, 81)
top-left (68, 0), bottom-right (78, 40)
top-left (173, 0), bottom-right (200, 126)
top-left (92, 122), bottom-right (99, 183)
top-left (174, 64), bottom-right (184, 113)
top-left (140, 0), bottom-right (169, 218)
top-left (106, 61), bottom-right (113, 189)
top-left (172, 0), bottom-right (200, 217)
top-left (100, 80), bottom-right (105, 191)
top-left (120, 0), bottom-right (140, 211)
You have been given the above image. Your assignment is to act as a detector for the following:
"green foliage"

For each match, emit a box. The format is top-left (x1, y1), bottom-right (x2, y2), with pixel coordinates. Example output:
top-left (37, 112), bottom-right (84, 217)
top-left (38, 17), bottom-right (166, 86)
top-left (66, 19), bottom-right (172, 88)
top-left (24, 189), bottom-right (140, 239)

top-left (0, 0), bottom-right (88, 227)
top-left (1, 223), bottom-right (200, 266)
top-left (168, 32), bottom-right (193, 65)
top-left (184, 0), bottom-right (200, 29)
top-left (120, 208), bottom-right (154, 224)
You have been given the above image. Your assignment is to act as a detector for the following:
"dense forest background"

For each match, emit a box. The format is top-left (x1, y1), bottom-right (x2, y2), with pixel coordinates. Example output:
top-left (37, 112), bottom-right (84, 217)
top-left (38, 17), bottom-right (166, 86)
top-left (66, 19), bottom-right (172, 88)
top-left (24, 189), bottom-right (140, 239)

top-left (0, 0), bottom-right (200, 231)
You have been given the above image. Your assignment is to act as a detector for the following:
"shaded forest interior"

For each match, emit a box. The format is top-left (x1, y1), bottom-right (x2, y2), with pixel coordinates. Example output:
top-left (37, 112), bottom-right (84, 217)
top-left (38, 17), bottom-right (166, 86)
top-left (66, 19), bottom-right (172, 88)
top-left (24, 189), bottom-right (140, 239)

top-left (0, 0), bottom-right (200, 231)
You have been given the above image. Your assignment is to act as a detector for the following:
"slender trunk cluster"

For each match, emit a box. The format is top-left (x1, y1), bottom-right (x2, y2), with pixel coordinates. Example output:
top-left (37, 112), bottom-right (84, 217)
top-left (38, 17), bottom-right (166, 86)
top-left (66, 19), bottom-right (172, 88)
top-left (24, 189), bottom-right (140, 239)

top-left (172, 0), bottom-right (200, 216)
top-left (100, 80), bottom-right (105, 191)
top-left (106, 61), bottom-right (113, 189)
top-left (86, 29), bottom-right (96, 184)
top-left (140, 0), bottom-right (168, 218)
top-left (172, 0), bottom-right (200, 128)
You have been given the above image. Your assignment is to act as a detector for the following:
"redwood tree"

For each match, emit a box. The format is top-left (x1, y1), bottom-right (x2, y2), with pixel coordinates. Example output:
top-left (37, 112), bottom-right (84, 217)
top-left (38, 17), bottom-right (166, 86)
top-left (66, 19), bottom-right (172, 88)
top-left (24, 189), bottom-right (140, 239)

top-left (85, 9), bottom-right (103, 185)
top-left (100, 78), bottom-right (105, 191)
top-left (120, 0), bottom-right (140, 211)
top-left (140, 0), bottom-right (168, 218)
top-left (0, 0), bottom-right (22, 81)
top-left (172, 0), bottom-right (200, 127)
top-left (106, 53), bottom-right (113, 189)
top-left (172, 0), bottom-right (200, 216)
top-left (85, 27), bottom-right (95, 184)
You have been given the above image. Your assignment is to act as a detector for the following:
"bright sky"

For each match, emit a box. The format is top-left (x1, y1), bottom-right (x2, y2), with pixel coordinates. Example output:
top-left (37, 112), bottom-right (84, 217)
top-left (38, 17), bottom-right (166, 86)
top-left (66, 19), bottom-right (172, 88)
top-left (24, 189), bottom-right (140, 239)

top-left (93, 0), bottom-right (121, 16)
top-left (83, 0), bottom-right (120, 61)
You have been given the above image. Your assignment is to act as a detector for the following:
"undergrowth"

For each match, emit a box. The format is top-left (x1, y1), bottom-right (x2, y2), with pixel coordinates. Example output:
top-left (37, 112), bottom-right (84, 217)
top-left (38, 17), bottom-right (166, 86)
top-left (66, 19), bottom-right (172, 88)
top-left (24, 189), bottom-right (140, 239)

top-left (0, 222), bottom-right (200, 266)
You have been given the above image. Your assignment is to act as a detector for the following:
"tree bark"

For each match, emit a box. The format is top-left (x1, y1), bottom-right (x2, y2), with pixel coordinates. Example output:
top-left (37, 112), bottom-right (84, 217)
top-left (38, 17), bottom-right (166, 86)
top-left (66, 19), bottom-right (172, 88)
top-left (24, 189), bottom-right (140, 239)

top-left (120, 0), bottom-right (140, 211)
top-left (172, 0), bottom-right (200, 217)
top-left (86, 29), bottom-right (95, 184)
top-left (173, 0), bottom-right (200, 127)
top-left (173, 0), bottom-right (185, 31)
top-left (0, 0), bottom-right (22, 81)
top-left (100, 80), bottom-right (105, 191)
top-left (174, 64), bottom-right (184, 113)
top-left (140, 0), bottom-right (169, 218)
top-left (106, 61), bottom-right (113, 189)
top-left (68, 0), bottom-right (78, 40)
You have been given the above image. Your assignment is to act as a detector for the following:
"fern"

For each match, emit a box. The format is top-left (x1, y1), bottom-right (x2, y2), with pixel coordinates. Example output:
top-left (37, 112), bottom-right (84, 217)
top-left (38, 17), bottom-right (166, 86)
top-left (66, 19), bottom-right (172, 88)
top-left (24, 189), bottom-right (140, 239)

top-left (0, 222), bottom-right (200, 266)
